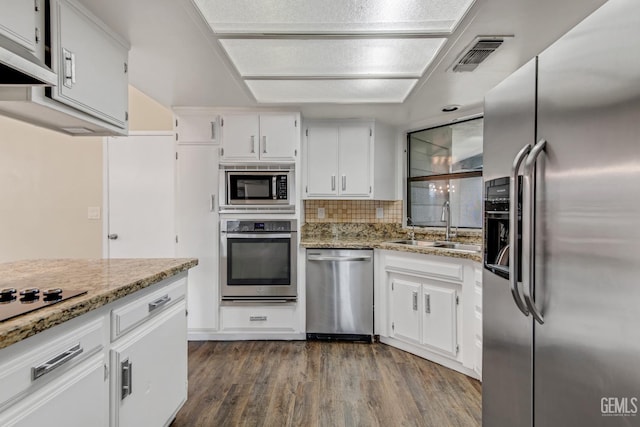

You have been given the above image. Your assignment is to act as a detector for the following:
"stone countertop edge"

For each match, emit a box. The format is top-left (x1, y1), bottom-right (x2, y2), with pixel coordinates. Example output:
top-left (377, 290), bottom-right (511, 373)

top-left (300, 239), bottom-right (482, 263)
top-left (0, 258), bottom-right (198, 350)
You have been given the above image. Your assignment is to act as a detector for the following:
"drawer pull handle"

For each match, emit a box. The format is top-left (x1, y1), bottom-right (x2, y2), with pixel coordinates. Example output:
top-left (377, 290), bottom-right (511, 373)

top-left (148, 295), bottom-right (171, 312)
top-left (250, 316), bottom-right (267, 322)
top-left (121, 359), bottom-right (133, 400)
top-left (32, 343), bottom-right (83, 380)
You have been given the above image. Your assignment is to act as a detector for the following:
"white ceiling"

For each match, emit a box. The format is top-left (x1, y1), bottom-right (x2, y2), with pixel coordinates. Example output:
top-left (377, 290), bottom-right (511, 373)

top-left (76, 0), bottom-right (608, 129)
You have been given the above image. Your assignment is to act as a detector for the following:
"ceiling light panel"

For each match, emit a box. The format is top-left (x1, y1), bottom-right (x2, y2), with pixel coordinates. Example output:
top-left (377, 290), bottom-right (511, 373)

top-left (245, 79), bottom-right (418, 103)
top-left (220, 38), bottom-right (447, 77)
top-left (194, 0), bottom-right (475, 34)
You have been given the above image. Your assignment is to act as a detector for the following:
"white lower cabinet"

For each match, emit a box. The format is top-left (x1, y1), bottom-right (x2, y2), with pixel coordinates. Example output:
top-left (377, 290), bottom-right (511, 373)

top-left (377, 249), bottom-right (480, 379)
top-left (389, 277), bottom-right (458, 357)
top-left (111, 301), bottom-right (187, 427)
top-left (0, 354), bottom-right (107, 427)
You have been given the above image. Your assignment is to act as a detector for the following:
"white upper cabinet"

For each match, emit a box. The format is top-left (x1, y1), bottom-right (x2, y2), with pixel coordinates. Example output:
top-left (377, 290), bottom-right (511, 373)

top-left (175, 111), bottom-right (220, 144)
top-left (220, 113), bottom-right (299, 163)
top-left (0, 0), bottom-right (37, 52)
top-left (49, 0), bottom-right (128, 129)
top-left (304, 119), bottom-right (396, 200)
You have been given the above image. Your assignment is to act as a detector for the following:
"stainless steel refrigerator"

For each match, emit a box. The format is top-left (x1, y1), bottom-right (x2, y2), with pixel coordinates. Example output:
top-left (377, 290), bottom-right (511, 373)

top-left (482, 0), bottom-right (640, 425)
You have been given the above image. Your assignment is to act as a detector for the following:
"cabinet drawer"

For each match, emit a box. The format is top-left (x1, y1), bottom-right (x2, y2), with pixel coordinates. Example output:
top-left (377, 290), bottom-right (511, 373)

top-left (111, 277), bottom-right (186, 340)
top-left (220, 306), bottom-right (298, 332)
top-left (0, 317), bottom-right (105, 409)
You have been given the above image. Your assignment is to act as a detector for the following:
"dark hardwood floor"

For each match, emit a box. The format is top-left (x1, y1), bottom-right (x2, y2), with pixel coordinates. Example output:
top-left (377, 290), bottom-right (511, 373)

top-left (172, 341), bottom-right (481, 427)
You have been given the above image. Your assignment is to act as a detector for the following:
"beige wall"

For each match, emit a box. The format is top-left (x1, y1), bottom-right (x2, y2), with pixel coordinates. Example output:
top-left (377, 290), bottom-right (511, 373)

top-left (0, 86), bottom-right (173, 262)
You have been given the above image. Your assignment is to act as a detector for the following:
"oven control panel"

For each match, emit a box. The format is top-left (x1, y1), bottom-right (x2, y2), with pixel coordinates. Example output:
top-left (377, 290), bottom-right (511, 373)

top-left (223, 220), bottom-right (296, 233)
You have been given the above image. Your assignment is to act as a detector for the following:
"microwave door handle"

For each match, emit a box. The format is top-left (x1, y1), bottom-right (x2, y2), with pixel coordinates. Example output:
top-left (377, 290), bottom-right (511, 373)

top-left (509, 144), bottom-right (531, 317)
top-left (522, 139), bottom-right (546, 325)
top-left (272, 176), bottom-right (277, 199)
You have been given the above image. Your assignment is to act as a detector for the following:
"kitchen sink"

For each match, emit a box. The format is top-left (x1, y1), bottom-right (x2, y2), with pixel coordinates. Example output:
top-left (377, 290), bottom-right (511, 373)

top-left (387, 240), bottom-right (481, 253)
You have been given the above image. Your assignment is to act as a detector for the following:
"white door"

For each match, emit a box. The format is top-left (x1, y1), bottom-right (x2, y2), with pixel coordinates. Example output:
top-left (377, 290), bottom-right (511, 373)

top-left (305, 125), bottom-right (339, 198)
top-left (176, 144), bottom-right (219, 330)
top-left (421, 283), bottom-right (458, 357)
top-left (111, 302), bottom-right (187, 427)
top-left (259, 114), bottom-right (297, 161)
top-left (220, 114), bottom-right (260, 161)
top-left (339, 124), bottom-right (371, 197)
top-left (106, 134), bottom-right (175, 258)
top-left (389, 277), bottom-right (422, 345)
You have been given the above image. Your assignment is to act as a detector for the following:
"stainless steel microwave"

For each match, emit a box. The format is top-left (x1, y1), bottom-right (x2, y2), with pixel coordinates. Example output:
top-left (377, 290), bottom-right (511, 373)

top-left (226, 171), bottom-right (291, 205)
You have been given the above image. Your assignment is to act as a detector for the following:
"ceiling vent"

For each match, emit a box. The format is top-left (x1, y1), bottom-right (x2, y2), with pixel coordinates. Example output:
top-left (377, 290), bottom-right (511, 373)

top-left (452, 37), bottom-right (505, 72)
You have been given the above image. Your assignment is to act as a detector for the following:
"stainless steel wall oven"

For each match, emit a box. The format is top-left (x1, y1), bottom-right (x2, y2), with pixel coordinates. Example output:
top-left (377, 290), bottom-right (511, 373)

top-left (220, 219), bottom-right (297, 301)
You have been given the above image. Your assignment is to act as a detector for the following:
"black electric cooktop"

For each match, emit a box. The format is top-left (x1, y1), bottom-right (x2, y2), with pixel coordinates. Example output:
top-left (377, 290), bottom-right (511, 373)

top-left (0, 288), bottom-right (88, 322)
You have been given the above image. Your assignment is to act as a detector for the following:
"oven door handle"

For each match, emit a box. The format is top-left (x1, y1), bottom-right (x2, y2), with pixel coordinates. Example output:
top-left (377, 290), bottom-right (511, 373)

top-left (224, 233), bottom-right (292, 239)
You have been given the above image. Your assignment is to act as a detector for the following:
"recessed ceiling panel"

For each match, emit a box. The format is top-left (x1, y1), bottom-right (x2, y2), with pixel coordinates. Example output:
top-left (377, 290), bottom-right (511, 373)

top-left (245, 79), bottom-right (418, 103)
top-left (220, 38), bottom-right (447, 77)
top-left (194, 0), bottom-right (475, 34)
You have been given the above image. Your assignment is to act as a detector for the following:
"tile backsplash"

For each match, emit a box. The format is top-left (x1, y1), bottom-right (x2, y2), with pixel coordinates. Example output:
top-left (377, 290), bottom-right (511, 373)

top-left (304, 200), bottom-right (403, 223)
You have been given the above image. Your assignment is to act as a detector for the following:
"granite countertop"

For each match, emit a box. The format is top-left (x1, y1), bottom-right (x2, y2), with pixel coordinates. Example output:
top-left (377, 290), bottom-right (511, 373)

top-left (300, 223), bottom-right (482, 263)
top-left (0, 258), bottom-right (198, 350)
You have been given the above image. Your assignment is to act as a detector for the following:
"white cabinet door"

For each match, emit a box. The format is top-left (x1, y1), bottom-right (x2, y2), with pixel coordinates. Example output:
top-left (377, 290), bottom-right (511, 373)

top-left (176, 144), bottom-right (219, 331)
top-left (306, 125), bottom-right (339, 197)
top-left (259, 114), bottom-right (297, 161)
top-left (220, 114), bottom-right (260, 161)
top-left (106, 134), bottom-right (176, 259)
top-left (176, 114), bottom-right (220, 144)
top-left (0, 355), bottom-right (107, 427)
top-left (0, 0), bottom-right (36, 51)
top-left (339, 125), bottom-right (371, 197)
top-left (389, 278), bottom-right (422, 345)
top-left (50, 0), bottom-right (128, 129)
top-left (421, 284), bottom-right (457, 357)
top-left (111, 301), bottom-right (187, 427)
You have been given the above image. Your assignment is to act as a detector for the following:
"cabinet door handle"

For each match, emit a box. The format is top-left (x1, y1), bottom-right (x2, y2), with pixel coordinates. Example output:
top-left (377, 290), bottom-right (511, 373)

top-left (148, 295), bottom-right (171, 312)
top-left (121, 359), bottom-right (133, 400)
top-left (425, 294), bottom-right (431, 314)
top-left (250, 316), bottom-right (267, 321)
top-left (210, 121), bottom-right (216, 140)
top-left (210, 194), bottom-right (215, 212)
top-left (62, 48), bottom-right (76, 88)
top-left (412, 291), bottom-right (418, 311)
top-left (107, 233), bottom-right (118, 240)
top-left (32, 343), bottom-right (83, 380)
top-left (251, 136), bottom-right (256, 153)
top-left (263, 136), bottom-right (267, 153)
top-left (342, 175), bottom-right (346, 191)
top-left (331, 175), bottom-right (336, 191)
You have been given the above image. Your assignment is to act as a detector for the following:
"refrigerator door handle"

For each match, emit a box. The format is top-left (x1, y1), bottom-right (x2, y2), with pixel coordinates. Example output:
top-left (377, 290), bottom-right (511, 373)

top-left (510, 144), bottom-right (532, 316)
top-left (522, 139), bottom-right (546, 324)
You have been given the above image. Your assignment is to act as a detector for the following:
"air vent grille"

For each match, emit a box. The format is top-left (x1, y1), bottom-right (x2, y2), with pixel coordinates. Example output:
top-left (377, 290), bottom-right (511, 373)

top-left (452, 39), bottom-right (504, 72)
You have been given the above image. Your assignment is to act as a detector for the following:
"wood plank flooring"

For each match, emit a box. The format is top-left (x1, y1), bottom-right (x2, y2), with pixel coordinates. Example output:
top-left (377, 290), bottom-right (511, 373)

top-left (171, 341), bottom-right (481, 427)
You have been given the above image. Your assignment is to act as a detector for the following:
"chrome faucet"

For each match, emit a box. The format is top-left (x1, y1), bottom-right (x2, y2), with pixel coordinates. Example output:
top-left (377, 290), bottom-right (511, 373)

top-left (407, 217), bottom-right (415, 240)
top-left (441, 201), bottom-right (454, 241)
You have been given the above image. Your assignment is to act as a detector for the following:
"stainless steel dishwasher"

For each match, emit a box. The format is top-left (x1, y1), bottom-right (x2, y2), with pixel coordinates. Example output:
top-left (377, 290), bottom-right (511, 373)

top-left (306, 249), bottom-right (373, 342)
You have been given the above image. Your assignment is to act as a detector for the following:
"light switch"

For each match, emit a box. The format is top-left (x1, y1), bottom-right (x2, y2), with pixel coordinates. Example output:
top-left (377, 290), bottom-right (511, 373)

top-left (87, 206), bottom-right (101, 220)
top-left (376, 207), bottom-right (384, 219)
top-left (317, 207), bottom-right (325, 219)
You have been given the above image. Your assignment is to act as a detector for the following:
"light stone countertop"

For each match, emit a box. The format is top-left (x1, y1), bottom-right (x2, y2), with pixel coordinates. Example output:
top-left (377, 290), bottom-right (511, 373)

top-left (300, 237), bottom-right (482, 263)
top-left (0, 258), bottom-right (198, 350)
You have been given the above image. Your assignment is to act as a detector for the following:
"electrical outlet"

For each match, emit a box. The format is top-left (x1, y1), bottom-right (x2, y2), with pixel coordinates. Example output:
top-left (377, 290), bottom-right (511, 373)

top-left (317, 207), bottom-right (325, 219)
top-left (376, 207), bottom-right (384, 219)
top-left (87, 206), bottom-right (101, 220)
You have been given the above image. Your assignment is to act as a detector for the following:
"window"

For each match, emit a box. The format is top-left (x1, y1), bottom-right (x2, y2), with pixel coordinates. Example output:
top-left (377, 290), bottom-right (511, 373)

top-left (407, 117), bottom-right (483, 228)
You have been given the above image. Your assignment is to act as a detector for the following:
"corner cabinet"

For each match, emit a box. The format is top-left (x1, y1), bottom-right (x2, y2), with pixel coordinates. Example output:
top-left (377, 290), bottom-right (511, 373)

top-left (220, 113), bottom-right (300, 163)
top-left (303, 120), bottom-right (396, 200)
top-left (377, 250), bottom-right (480, 379)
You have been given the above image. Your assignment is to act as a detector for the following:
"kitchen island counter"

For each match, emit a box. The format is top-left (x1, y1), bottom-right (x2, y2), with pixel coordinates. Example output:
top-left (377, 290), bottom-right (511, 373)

top-left (0, 258), bottom-right (197, 350)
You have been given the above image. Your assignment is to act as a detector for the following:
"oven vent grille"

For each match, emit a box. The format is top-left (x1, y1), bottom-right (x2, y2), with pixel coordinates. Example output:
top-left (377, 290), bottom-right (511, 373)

top-left (452, 37), bottom-right (504, 72)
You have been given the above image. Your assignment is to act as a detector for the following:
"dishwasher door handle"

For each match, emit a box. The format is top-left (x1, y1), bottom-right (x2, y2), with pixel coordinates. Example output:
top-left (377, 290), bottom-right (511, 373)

top-left (307, 255), bottom-right (372, 262)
